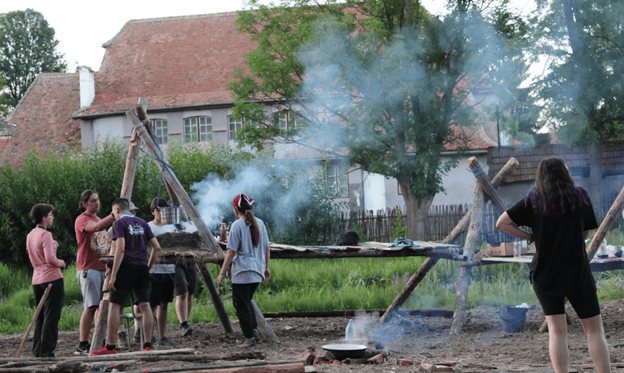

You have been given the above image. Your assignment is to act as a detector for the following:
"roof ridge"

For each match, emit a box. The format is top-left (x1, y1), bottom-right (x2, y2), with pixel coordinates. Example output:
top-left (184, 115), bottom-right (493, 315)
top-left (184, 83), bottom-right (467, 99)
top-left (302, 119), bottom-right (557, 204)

top-left (7, 73), bottom-right (77, 122)
top-left (126, 11), bottom-right (239, 24)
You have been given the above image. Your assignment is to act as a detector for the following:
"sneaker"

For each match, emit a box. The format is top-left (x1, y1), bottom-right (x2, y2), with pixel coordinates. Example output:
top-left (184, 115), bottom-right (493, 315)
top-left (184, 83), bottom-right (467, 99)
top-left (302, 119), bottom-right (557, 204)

top-left (180, 323), bottom-right (193, 337)
top-left (159, 338), bottom-right (176, 346)
top-left (237, 337), bottom-right (256, 348)
top-left (90, 346), bottom-right (117, 356)
top-left (143, 346), bottom-right (153, 352)
top-left (74, 343), bottom-right (90, 355)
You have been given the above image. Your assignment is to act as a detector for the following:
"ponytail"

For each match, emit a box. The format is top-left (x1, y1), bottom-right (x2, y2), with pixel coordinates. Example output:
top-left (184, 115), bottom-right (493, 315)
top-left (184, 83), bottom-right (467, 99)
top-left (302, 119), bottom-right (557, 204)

top-left (246, 210), bottom-right (260, 247)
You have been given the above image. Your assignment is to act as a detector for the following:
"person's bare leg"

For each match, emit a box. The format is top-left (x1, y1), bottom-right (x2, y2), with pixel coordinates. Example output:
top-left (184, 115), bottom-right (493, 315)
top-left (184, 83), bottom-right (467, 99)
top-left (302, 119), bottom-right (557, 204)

top-left (157, 303), bottom-right (168, 339)
top-left (546, 314), bottom-right (568, 373)
top-left (79, 307), bottom-right (96, 342)
top-left (175, 294), bottom-right (188, 323)
top-left (580, 315), bottom-right (611, 373)
top-left (138, 302), bottom-right (155, 346)
top-left (105, 303), bottom-right (121, 346)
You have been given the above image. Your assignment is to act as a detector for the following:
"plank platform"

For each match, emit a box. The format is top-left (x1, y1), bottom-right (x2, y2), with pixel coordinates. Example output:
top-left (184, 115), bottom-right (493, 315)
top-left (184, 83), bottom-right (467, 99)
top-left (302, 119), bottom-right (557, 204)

top-left (481, 254), bottom-right (624, 272)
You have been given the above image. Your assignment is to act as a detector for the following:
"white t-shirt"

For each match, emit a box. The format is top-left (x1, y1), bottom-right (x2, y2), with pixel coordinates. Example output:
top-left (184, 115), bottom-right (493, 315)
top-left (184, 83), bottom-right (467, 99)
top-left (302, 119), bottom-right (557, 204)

top-left (226, 217), bottom-right (270, 284)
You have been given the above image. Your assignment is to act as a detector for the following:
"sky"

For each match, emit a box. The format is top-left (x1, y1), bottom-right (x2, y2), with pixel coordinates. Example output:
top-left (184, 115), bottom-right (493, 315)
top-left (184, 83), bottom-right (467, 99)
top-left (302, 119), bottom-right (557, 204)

top-left (0, 0), bottom-right (533, 72)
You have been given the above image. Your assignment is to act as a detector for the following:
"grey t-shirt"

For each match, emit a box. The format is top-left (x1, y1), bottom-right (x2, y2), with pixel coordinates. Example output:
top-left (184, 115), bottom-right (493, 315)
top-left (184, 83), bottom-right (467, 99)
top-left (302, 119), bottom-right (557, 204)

top-left (226, 217), bottom-right (270, 284)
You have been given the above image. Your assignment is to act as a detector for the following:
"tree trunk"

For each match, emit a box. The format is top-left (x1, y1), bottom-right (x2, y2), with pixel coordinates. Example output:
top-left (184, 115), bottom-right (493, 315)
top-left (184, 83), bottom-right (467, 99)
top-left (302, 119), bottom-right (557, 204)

top-left (399, 180), bottom-right (433, 241)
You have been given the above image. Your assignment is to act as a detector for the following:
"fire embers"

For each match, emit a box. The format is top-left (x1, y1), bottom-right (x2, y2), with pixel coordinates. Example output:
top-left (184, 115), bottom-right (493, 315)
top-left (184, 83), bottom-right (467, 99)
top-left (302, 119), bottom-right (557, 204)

top-left (299, 347), bottom-right (387, 366)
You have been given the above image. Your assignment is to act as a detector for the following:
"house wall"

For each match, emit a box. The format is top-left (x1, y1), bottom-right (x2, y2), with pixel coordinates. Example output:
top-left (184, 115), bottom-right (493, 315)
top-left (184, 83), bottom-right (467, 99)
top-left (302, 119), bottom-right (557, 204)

top-left (82, 109), bottom-right (490, 214)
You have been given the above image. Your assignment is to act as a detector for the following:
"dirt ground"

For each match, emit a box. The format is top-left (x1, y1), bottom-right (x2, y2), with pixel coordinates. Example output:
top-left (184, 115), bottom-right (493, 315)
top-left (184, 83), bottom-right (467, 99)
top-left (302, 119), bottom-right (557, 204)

top-left (3, 299), bottom-right (624, 372)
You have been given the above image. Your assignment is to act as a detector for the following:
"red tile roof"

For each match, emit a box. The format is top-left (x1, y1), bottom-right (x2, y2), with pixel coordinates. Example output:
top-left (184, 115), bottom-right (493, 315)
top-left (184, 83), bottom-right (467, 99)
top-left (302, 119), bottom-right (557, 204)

top-left (76, 12), bottom-right (253, 117)
top-left (1, 73), bottom-right (81, 166)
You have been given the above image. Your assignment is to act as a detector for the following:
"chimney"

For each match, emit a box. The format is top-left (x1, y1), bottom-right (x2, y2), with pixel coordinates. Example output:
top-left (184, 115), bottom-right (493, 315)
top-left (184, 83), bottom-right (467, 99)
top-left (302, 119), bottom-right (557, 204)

top-left (79, 66), bottom-right (95, 108)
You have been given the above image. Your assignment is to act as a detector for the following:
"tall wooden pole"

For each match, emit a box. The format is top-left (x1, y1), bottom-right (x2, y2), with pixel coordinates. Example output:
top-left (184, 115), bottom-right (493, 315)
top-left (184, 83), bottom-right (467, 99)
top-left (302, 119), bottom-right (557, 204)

top-left (586, 181), bottom-right (624, 260)
top-left (15, 284), bottom-right (52, 357)
top-left (125, 101), bottom-right (230, 333)
top-left (450, 159), bottom-right (486, 335)
top-left (92, 125), bottom-right (142, 351)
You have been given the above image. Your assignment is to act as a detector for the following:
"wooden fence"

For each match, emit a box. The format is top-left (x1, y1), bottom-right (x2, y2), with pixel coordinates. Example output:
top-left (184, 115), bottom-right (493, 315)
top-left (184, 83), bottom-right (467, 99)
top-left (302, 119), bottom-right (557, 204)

top-left (334, 196), bottom-right (620, 244)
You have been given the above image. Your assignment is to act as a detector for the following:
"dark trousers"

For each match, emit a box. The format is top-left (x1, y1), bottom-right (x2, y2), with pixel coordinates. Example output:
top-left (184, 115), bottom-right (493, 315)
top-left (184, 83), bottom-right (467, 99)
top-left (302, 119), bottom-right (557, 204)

top-left (32, 278), bottom-right (64, 357)
top-left (232, 283), bottom-right (259, 339)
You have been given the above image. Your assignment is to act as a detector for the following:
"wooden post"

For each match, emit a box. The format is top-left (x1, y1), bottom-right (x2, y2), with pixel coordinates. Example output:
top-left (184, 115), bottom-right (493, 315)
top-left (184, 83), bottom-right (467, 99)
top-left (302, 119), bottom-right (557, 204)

top-left (450, 177), bottom-right (485, 335)
top-left (92, 122), bottom-right (143, 351)
top-left (15, 284), bottom-right (53, 357)
top-left (587, 181), bottom-right (624, 260)
top-left (251, 300), bottom-right (280, 344)
top-left (196, 261), bottom-right (233, 334)
top-left (379, 157), bottom-right (519, 323)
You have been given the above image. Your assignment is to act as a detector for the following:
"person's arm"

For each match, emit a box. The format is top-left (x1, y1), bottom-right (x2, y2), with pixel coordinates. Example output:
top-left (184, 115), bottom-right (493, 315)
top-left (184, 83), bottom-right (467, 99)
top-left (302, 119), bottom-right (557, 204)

top-left (42, 233), bottom-right (65, 269)
top-left (496, 212), bottom-right (532, 241)
top-left (147, 237), bottom-right (161, 271)
top-left (84, 213), bottom-right (116, 233)
top-left (264, 245), bottom-right (271, 282)
top-left (217, 249), bottom-right (236, 287)
top-left (108, 237), bottom-right (125, 291)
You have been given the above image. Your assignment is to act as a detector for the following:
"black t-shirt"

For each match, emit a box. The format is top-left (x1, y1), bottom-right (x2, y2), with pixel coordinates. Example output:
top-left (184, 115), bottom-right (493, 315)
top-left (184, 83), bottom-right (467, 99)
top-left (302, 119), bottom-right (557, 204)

top-left (506, 187), bottom-right (598, 296)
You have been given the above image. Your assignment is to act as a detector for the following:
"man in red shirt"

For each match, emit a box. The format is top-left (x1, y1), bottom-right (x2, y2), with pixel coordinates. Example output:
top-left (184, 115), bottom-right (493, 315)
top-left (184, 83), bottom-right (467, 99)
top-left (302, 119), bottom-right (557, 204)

top-left (74, 190), bottom-right (116, 355)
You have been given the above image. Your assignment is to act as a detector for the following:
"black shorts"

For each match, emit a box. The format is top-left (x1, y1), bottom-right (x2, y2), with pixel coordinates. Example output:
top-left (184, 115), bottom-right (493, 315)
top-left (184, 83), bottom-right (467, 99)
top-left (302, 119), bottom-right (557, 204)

top-left (174, 263), bottom-right (198, 296)
top-left (535, 287), bottom-right (601, 319)
top-left (149, 273), bottom-right (175, 308)
top-left (110, 262), bottom-right (150, 306)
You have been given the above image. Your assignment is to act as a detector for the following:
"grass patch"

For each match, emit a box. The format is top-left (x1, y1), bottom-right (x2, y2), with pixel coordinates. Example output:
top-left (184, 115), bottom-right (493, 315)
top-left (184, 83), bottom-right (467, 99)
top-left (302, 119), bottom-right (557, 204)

top-left (0, 257), bottom-right (621, 334)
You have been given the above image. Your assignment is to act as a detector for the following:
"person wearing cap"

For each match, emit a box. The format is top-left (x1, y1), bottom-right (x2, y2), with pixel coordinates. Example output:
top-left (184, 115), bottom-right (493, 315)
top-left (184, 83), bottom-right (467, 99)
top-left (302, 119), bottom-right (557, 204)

top-left (217, 194), bottom-right (271, 348)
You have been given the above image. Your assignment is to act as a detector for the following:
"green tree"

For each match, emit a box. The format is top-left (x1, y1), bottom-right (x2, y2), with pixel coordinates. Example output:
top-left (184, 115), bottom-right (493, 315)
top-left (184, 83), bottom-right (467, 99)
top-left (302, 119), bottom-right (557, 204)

top-left (0, 9), bottom-right (67, 107)
top-left (228, 0), bottom-right (524, 239)
top-left (530, 0), bottom-right (624, 146)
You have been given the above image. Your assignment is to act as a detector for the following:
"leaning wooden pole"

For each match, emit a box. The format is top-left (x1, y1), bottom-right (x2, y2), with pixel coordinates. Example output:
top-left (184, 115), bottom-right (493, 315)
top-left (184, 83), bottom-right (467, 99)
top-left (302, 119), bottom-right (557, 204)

top-left (126, 101), bottom-right (229, 333)
top-left (379, 158), bottom-right (519, 323)
top-left (196, 262), bottom-right (233, 333)
top-left (15, 284), bottom-right (53, 357)
top-left (450, 172), bottom-right (485, 335)
top-left (126, 109), bottom-right (222, 256)
top-left (445, 157), bottom-right (519, 244)
top-left (586, 181), bottom-right (624, 261)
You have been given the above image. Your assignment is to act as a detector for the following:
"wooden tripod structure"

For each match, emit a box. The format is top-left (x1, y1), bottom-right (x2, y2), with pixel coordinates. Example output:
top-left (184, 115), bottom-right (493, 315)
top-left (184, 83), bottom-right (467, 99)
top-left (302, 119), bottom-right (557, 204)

top-left (380, 156), bottom-right (520, 333)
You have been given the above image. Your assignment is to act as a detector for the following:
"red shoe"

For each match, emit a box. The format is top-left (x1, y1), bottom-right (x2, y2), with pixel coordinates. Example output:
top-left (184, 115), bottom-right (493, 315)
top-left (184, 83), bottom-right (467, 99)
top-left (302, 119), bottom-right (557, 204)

top-left (143, 346), bottom-right (153, 351)
top-left (91, 346), bottom-right (117, 355)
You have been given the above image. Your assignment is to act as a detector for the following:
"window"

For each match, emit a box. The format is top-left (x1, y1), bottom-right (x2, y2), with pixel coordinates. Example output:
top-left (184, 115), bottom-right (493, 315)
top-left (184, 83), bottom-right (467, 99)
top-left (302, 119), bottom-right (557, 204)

top-left (228, 116), bottom-right (258, 140)
top-left (150, 119), bottom-right (168, 144)
top-left (325, 163), bottom-right (349, 198)
top-left (184, 116), bottom-right (212, 143)
top-left (273, 112), bottom-right (288, 133)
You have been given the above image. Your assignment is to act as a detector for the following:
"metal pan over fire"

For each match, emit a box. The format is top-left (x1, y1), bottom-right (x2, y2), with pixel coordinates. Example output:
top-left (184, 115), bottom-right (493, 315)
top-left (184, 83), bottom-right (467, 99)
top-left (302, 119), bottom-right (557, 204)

top-left (322, 344), bottom-right (367, 360)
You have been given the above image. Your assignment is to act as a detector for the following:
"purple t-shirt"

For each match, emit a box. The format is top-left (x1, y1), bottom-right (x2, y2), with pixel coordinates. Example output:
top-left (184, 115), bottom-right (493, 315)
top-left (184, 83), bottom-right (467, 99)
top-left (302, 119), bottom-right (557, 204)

top-left (112, 212), bottom-right (155, 263)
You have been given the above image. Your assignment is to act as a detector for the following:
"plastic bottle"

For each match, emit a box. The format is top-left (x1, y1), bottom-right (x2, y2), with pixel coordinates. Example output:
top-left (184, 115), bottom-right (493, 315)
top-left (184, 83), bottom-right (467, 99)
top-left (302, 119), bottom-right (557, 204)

top-left (345, 319), bottom-right (356, 341)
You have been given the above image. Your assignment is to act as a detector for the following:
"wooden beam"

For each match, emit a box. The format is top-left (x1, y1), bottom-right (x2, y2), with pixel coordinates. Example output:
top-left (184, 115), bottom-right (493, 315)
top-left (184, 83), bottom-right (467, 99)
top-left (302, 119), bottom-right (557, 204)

top-left (586, 180), bottom-right (624, 260)
top-left (196, 261), bottom-right (233, 334)
top-left (15, 284), bottom-right (52, 357)
top-left (251, 300), bottom-right (280, 344)
top-left (450, 159), bottom-right (486, 335)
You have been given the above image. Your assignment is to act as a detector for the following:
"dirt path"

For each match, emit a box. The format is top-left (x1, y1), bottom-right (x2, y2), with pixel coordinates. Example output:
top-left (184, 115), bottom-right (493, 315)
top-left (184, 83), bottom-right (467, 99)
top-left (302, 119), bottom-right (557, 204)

top-left (2, 299), bottom-right (624, 372)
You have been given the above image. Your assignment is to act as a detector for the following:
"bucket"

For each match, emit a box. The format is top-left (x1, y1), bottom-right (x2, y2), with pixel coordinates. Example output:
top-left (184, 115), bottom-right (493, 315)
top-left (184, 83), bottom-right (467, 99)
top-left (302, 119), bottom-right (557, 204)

top-left (499, 305), bottom-right (528, 333)
top-left (159, 206), bottom-right (181, 225)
